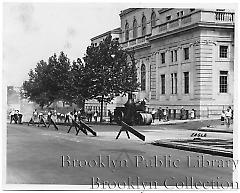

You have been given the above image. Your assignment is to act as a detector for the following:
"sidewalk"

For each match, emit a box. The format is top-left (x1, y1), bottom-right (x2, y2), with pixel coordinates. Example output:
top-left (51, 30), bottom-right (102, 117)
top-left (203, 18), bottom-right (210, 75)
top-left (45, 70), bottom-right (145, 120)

top-left (149, 123), bottom-right (233, 158)
top-left (198, 124), bottom-right (233, 133)
top-left (151, 117), bottom-right (219, 125)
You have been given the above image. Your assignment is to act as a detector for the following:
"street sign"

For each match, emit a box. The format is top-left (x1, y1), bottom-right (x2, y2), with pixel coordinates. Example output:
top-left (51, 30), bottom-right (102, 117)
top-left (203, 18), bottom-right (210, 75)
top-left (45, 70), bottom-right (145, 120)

top-left (190, 132), bottom-right (207, 137)
top-left (116, 121), bottom-right (145, 141)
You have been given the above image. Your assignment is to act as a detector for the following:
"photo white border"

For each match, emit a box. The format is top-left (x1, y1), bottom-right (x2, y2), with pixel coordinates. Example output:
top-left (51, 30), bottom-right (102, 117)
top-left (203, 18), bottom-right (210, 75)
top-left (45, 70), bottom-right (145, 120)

top-left (1, 0), bottom-right (239, 192)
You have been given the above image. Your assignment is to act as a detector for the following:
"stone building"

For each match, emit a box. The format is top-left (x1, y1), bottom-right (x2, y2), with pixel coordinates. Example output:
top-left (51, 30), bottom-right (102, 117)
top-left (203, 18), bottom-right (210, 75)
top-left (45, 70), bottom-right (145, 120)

top-left (120, 8), bottom-right (234, 118)
top-left (88, 8), bottom-right (234, 118)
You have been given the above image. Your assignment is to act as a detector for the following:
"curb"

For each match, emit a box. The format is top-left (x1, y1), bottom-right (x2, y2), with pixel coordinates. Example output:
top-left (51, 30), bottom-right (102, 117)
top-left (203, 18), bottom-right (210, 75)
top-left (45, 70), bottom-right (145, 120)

top-left (151, 121), bottom-right (187, 126)
top-left (150, 140), bottom-right (233, 158)
top-left (151, 118), bottom-right (219, 126)
top-left (198, 128), bottom-right (233, 133)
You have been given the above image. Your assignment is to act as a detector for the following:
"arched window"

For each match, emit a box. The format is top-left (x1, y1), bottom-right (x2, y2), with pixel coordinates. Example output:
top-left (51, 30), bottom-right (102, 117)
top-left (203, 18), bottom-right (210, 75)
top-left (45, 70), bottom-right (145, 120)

top-left (133, 19), bottom-right (138, 39)
top-left (125, 22), bottom-right (129, 41)
top-left (141, 64), bottom-right (146, 91)
top-left (151, 11), bottom-right (156, 28)
top-left (142, 15), bottom-right (146, 36)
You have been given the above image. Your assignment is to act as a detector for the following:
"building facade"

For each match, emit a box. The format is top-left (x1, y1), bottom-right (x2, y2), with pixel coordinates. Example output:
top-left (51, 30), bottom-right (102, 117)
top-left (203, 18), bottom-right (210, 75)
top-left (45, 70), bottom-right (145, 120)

top-left (119, 8), bottom-right (234, 118)
top-left (88, 8), bottom-right (234, 118)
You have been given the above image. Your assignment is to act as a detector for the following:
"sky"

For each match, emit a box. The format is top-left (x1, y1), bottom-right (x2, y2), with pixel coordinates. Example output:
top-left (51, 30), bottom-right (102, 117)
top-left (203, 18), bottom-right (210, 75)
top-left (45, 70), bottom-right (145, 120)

top-left (2, 1), bottom-right (238, 87)
top-left (3, 2), bottom-right (130, 87)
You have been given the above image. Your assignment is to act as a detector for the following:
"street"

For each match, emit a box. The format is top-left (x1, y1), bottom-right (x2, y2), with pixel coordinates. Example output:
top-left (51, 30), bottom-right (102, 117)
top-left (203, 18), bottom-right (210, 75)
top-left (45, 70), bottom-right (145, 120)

top-left (6, 122), bottom-right (234, 189)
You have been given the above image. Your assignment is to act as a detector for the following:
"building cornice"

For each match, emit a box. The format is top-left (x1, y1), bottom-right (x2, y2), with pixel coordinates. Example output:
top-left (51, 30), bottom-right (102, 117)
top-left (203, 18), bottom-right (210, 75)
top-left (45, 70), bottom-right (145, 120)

top-left (148, 22), bottom-right (234, 42)
top-left (119, 8), bottom-right (143, 17)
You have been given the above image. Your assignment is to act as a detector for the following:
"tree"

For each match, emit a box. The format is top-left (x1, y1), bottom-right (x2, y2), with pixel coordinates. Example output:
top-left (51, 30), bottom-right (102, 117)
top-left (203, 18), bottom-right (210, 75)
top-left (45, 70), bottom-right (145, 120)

top-left (22, 52), bottom-right (72, 109)
top-left (83, 35), bottom-right (139, 122)
top-left (50, 52), bottom-right (71, 103)
top-left (22, 60), bottom-right (55, 108)
top-left (66, 58), bottom-right (94, 109)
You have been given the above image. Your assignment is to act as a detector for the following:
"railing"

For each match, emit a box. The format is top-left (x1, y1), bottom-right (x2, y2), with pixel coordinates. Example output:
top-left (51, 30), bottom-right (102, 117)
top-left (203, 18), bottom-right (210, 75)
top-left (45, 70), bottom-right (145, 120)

top-left (215, 12), bottom-right (234, 22)
top-left (151, 10), bottom-right (234, 37)
top-left (121, 35), bottom-right (149, 49)
top-left (121, 10), bottom-right (234, 48)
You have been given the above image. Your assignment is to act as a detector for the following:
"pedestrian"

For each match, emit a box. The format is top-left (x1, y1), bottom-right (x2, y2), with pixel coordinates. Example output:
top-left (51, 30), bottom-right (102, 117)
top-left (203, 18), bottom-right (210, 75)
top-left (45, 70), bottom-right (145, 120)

top-left (65, 112), bottom-right (71, 123)
top-left (47, 110), bottom-right (52, 119)
top-left (60, 113), bottom-right (65, 123)
top-left (57, 112), bottom-right (61, 122)
top-left (221, 110), bottom-right (225, 125)
top-left (38, 112), bottom-right (44, 120)
top-left (9, 110), bottom-right (15, 124)
top-left (158, 107), bottom-right (163, 121)
top-left (13, 110), bottom-right (19, 124)
top-left (228, 106), bottom-right (233, 122)
top-left (108, 110), bottom-right (113, 123)
top-left (33, 109), bottom-right (38, 121)
top-left (77, 110), bottom-right (81, 122)
top-left (151, 109), bottom-right (157, 123)
top-left (87, 109), bottom-right (93, 122)
top-left (190, 109), bottom-right (195, 119)
top-left (93, 111), bottom-right (98, 122)
top-left (165, 107), bottom-right (169, 121)
top-left (180, 107), bottom-right (184, 120)
top-left (74, 111), bottom-right (78, 121)
top-left (17, 110), bottom-right (23, 124)
top-left (225, 108), bottom-right (232, 128)
top-left (47, 111), bottom-right (52, 123)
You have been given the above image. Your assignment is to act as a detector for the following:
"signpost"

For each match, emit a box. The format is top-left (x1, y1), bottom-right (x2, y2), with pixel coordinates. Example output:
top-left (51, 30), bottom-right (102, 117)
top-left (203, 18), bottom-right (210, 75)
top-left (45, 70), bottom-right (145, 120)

top-left (116, 121), bottom-right (145, 141)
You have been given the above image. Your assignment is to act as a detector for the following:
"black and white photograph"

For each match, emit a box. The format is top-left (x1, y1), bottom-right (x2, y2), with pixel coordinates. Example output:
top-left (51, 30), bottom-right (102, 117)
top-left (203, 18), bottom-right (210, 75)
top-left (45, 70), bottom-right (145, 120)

top-left (2, 0), bottom-right (239, 191)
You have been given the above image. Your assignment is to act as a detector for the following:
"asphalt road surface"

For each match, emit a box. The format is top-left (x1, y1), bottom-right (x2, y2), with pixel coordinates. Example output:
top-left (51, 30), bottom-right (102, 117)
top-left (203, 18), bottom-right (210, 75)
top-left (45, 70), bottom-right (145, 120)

top-left (6, 123), bottom-right (234, 190)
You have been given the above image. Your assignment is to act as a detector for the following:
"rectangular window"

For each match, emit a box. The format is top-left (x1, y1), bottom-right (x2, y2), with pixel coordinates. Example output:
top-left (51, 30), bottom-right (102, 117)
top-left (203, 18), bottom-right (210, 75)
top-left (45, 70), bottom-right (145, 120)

top-left (177, 11), bottom-right (184, 17)
top-left (171, 73), bottom-right (177, 94)
top-left (219, 46), bottom-right (228, 58)
top-left (184, 47), bottom-right (189, 60)
top-left (161, 53), bottom-right (165, 64)
top-left (174, 50), bottom-right (178, 62)
top-left (219, 71), bottom-right (228, 93)
top-left (184, 72), bottom-right (189, 94)
top-left (161, 74), bottom-right (165, 94)
top-left (174, 73), bottom-right (177, 94)
top-left (171, 51), bottom-right (174, 62)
